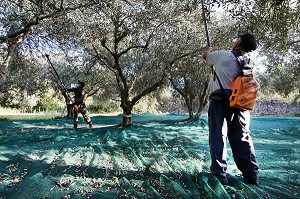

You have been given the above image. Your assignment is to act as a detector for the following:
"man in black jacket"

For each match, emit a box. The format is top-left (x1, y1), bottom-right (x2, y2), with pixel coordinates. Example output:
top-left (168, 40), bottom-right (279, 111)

top-left (67, 80), bottom-right (93, 128)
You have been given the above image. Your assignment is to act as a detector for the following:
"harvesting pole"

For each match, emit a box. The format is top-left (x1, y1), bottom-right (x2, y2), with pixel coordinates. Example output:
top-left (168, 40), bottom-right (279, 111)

top-left (201, 0), bottom-right (210, 47)
top-left (45, 54), bottom-right (72, 101)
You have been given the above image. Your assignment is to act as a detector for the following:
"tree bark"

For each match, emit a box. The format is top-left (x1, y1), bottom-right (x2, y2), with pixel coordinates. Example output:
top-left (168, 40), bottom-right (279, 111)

top-left (121, 111), bottom-right (132, 127)
top-left (66, 104), bottom-right (74, 118)
top-left (184, 94), bottom-right (200, 120)
top-left (0, 30), bottom-right (30, 79)
top-left (186, 100), bottom-right (194, 120)
top-left (64, 94), bottom-right (74, 118)
top-left (195, 82), bottom-right (209, 118)
top-left (120, 100), bottom-right (133, 127)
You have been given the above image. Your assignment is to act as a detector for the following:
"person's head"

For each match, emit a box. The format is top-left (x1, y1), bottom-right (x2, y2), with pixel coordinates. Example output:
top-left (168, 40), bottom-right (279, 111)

top-left (78, 80), bottom-right (85, 88)
top-left (232, 33), bottom-right (257, 52)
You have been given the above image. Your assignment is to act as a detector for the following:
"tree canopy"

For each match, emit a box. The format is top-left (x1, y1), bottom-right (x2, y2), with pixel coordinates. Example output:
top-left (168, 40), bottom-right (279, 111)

top-left (0, 0), bottom-right (299, 123)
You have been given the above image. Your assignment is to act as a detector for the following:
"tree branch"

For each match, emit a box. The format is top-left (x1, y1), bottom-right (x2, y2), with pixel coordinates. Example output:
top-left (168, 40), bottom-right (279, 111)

top-left (118, 33), bottom-right (153, 57)
top-left (288, 40), bottom-right (300, 45)
top-left (1, 2), bottom-right (95, 41)
top-left (93, 44), bottom-right (125, 93)
top-left (92, 44), bottom-right (115, 74)
top-left (170, 78), bottom-right (186, 97)
top-left (130, 48), bottom-right (204, 106)
top-left (100, 38), bottom-right (115, 57)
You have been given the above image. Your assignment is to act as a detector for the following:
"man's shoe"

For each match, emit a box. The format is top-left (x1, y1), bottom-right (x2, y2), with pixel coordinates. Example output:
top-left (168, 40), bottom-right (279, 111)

top-left (88, 122), bottom-right (93, 128)
top-left (215, 176), bottom-right (229, 185)
top-left (244, 177), bottom-right (259, 186)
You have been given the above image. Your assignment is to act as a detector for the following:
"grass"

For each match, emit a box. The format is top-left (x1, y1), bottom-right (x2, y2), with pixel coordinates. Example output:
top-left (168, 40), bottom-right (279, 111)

top-left (0, 106), bottom-right (63, 120)
top-left (0, 106), bottom-right (122, 121)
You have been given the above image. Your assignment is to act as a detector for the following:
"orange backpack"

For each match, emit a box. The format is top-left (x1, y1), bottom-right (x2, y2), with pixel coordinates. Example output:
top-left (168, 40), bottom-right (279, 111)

top-left (229, 50), bottom-right (259, 111)
top-left (212, 50), bottom-right (259, 111)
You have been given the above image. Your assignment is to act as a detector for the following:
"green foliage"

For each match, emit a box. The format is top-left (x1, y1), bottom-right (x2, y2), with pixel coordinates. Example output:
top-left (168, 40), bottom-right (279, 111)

top-left (35, 96), bottom-right (61, 112)
top-left (0, 53), bottom-right (53, 108)
top-left (1, 0), bottom-right (299, 114)
top-left (155, 86), bottom-right (174, 104)
top-left (88, 101), bottom-right (120, 114)
top-left (133, 95), bottom-right (159, 114)
top-left (220, 0), bottom-right (300, 101)
top-left (258, 52), bottom-right (300, 101)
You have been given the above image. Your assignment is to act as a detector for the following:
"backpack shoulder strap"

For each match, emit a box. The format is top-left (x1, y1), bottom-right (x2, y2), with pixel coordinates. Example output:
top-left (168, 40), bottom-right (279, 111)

top-left (231, 50), bottom-right (246, 67)
top-left (213, 70), bottom-right (224, 92)
top-left (232, 50), bottom-right (255, 77)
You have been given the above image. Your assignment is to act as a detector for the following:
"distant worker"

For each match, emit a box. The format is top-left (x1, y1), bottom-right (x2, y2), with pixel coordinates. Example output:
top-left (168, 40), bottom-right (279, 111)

top-left (67, 80), bottom-right (93, 128)
top-left (202, 33), bottom-right (259, 186)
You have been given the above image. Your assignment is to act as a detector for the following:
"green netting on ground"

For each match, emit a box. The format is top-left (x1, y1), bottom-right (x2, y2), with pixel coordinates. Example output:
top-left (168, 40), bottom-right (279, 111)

top-left (0, 114), bottom-right (299, 198)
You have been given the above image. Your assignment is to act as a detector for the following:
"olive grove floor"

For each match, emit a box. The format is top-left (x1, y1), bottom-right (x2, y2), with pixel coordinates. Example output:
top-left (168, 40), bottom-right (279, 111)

top-left (0, 114), bottom-right (299, 199)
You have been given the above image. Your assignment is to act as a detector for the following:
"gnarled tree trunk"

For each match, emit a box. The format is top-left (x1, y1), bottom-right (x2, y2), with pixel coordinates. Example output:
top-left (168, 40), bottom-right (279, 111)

top-left (120, 106), bottom-right (133, 127)
top-left (0, 30), bottom-right (30, 79)
top-left (194, 82), bottom-right (209, 118)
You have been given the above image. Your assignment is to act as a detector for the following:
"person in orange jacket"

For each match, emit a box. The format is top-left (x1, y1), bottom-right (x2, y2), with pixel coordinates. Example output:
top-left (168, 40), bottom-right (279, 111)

top-left (67, 80), bottom-right (93, 128)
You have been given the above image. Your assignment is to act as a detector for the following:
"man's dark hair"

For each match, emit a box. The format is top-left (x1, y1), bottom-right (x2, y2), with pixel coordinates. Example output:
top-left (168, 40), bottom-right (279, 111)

top-left (78, 80), bottom-right (85, 87)
top-left (239, 33), bottom-right (257, 52)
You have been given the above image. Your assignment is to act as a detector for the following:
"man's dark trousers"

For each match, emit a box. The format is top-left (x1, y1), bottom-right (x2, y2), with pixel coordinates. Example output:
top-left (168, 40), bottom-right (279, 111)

top-left (208, 100), bottom-right (259, 181)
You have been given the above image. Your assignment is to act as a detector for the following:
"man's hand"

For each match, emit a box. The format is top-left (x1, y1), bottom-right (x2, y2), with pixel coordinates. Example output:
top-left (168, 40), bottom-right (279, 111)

top-left (202, 46), bottom-right (213, 60)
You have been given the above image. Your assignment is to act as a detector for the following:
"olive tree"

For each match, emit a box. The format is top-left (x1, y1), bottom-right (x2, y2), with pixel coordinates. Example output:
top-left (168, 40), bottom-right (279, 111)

top-left (71, 0), bottom-right (204, 126)
top-left (0, 0), bottom-right (97, 80)
top-left (225, 0), bottom-right (300, 100)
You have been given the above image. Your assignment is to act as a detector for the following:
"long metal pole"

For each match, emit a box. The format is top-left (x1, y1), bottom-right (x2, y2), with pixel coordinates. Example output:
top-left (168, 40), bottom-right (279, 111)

top-left (201, 0), bottom-right (210, 47)
top-left (45, 54), bottom-right (72, 101)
